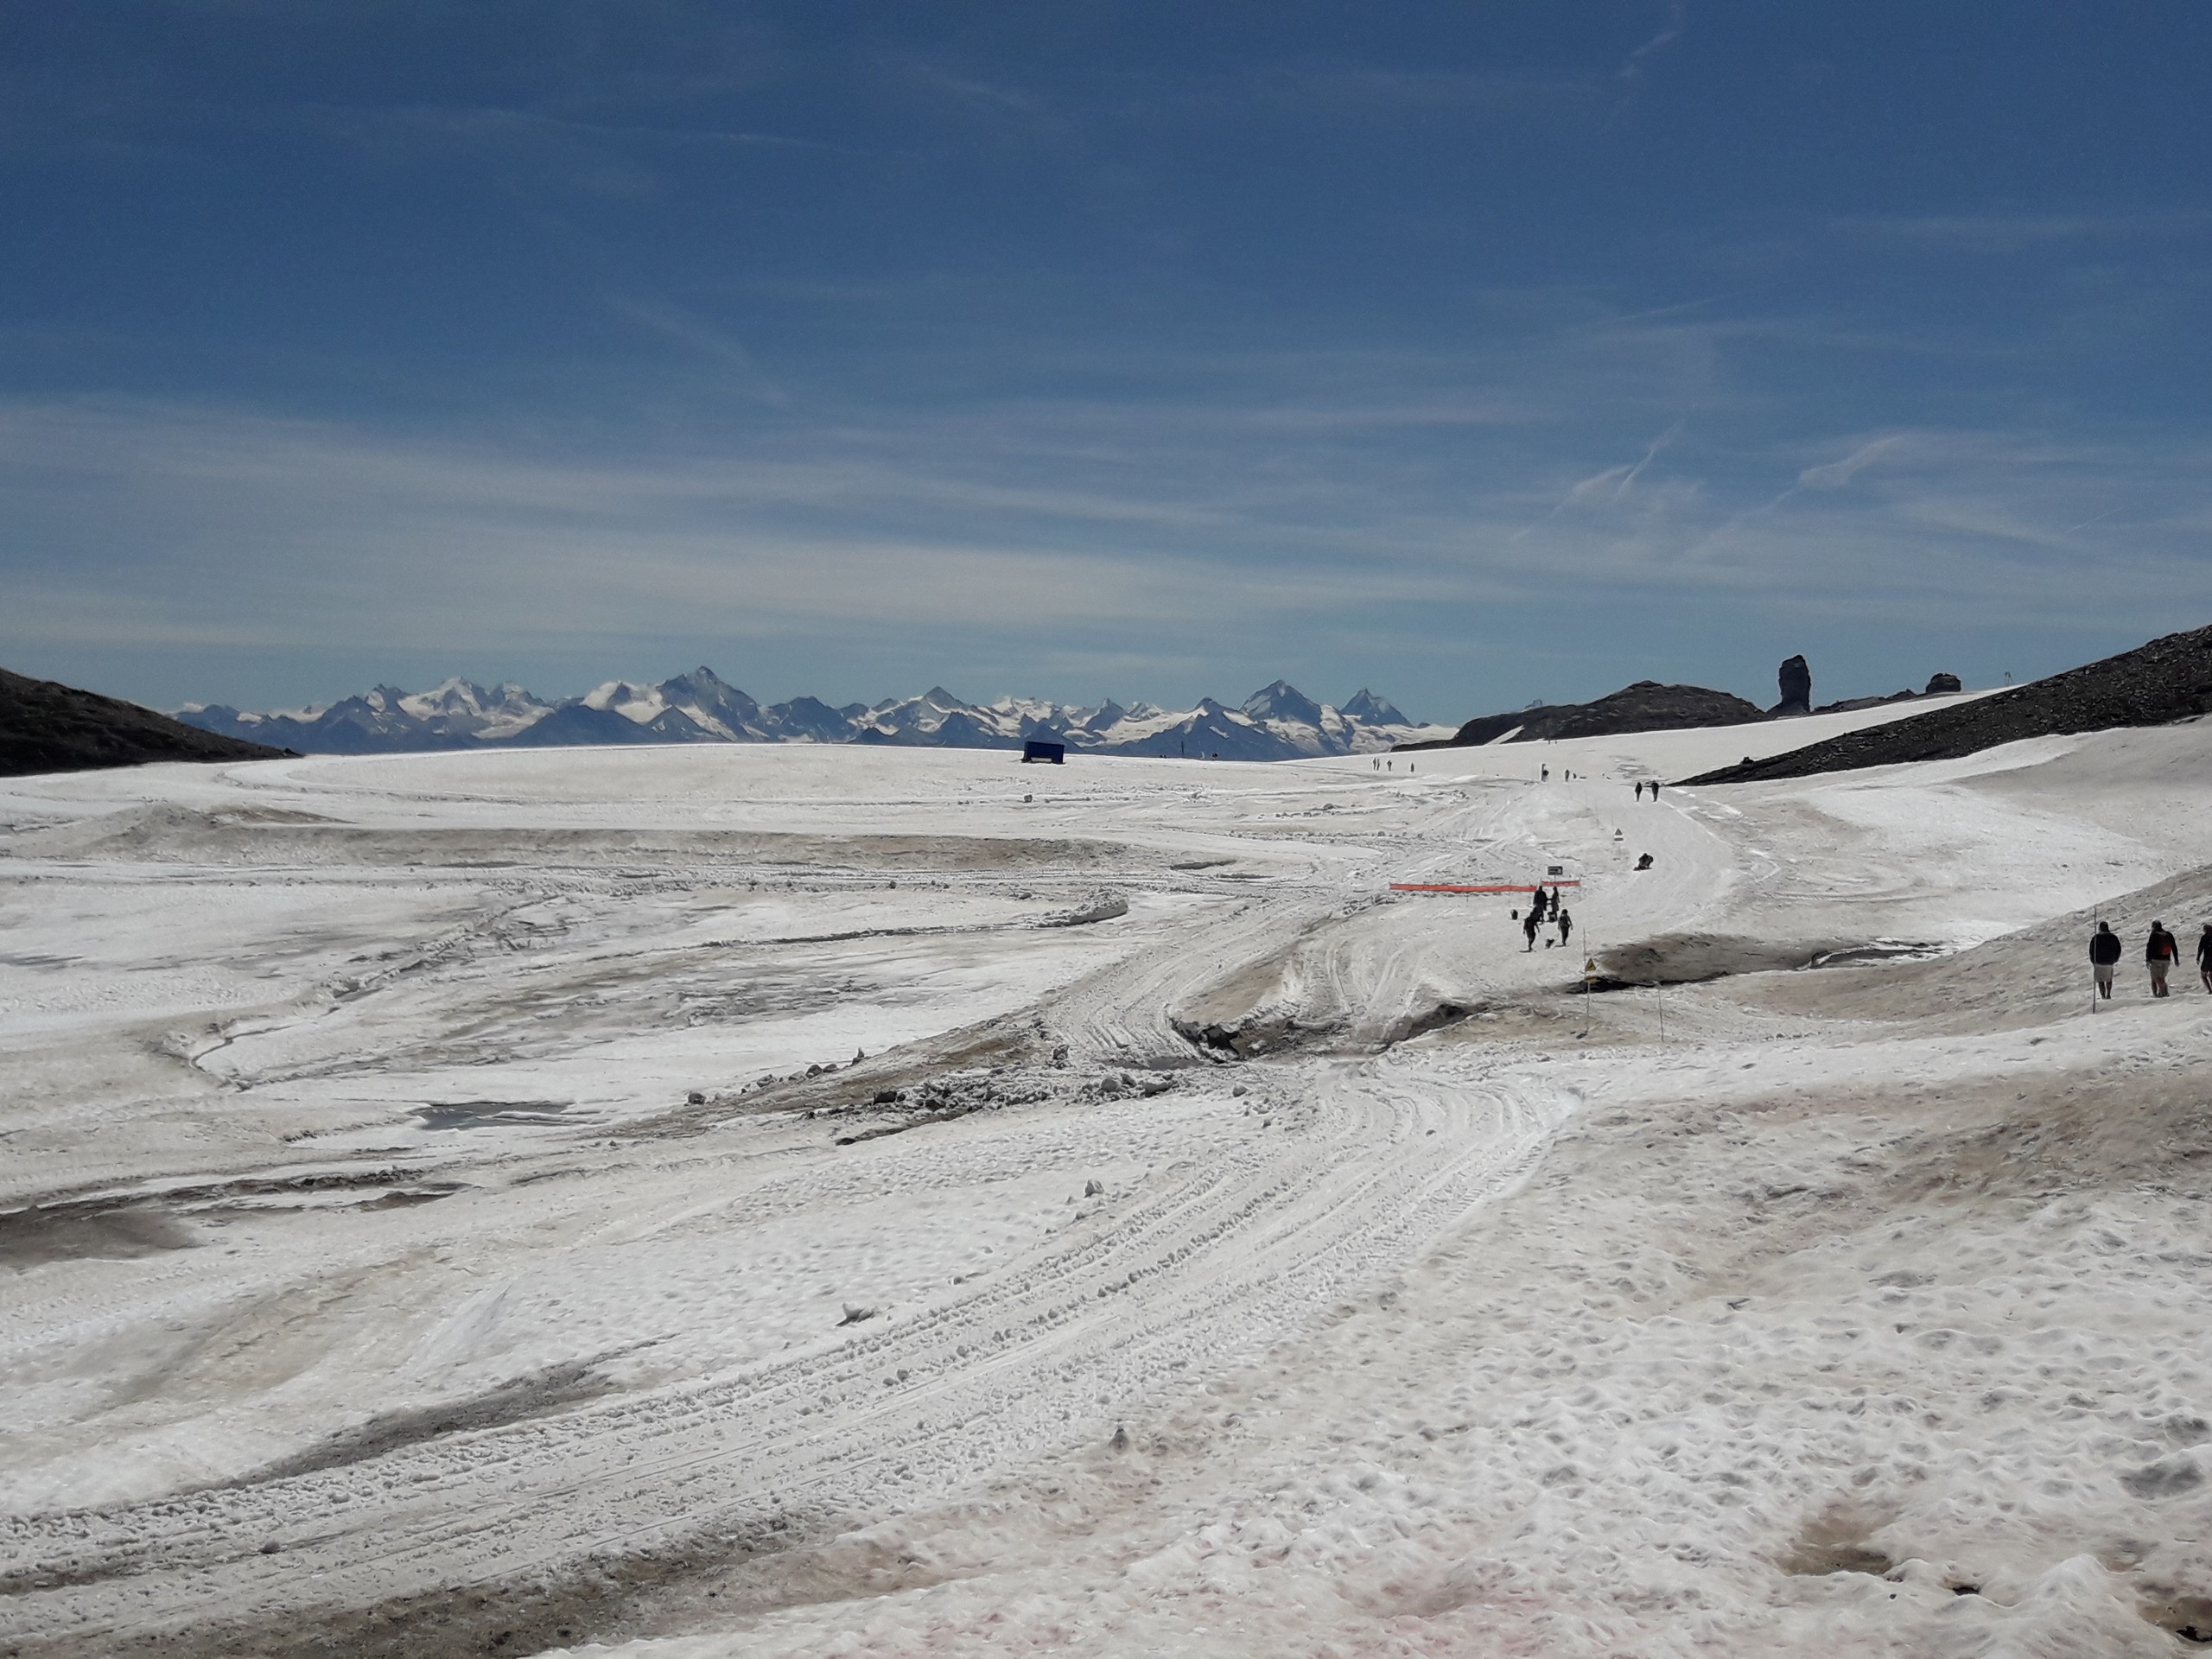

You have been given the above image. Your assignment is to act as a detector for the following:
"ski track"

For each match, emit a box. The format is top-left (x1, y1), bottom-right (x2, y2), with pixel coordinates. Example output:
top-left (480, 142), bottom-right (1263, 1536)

top-left (1, 1053), bottom-right (1568, 1649)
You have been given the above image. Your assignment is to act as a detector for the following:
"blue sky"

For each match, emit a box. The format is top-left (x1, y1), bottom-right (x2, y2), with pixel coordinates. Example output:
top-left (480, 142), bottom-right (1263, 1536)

top-left (3, 3), bottom-right (2209, 722)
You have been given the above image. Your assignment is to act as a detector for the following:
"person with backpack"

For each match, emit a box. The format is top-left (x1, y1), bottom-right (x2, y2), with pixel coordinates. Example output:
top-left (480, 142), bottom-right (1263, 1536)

top-left (2147, 920), bottom-right (2179, 997)
top-left (2090, 921), bottom-right (2121, 1003)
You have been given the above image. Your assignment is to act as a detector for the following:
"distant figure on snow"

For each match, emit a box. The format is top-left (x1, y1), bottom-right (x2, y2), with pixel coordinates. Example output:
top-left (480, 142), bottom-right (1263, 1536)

top-left (2147, 920), bottom-right (2179, 997)
top-left (1557, 907), bottom-right (1573, 946)
top-left (1522, 909), bottom-right (1540, 951)
top-left (1634, 780), bottom-right (1644, 800)
top-left (1635, 852), bottom-right (1654, 870)
top-left (2089, 920), bottom-right (2121, 1002)
top-left (1541, 765), bottom-right (1548, 782)
top-left (2200, 924), bottom-right (2212, 993)
top-left (1649, 782), bottom-right (1662, 801)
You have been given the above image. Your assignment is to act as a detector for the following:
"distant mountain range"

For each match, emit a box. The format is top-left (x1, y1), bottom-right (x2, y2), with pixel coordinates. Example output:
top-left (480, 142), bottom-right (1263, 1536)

top-left (177, 669), bottom-right (1446, 761)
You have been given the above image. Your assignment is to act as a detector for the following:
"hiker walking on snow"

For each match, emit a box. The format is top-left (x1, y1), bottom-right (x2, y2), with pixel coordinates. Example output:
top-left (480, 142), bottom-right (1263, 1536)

top-left (2200, 924), bottom-right (2212, 993)
top-left (1634, 780), bottom-right (1644, 800)
top-left (1557, 907), bottom-right (1573, 947)
top-left (2148, 921), bottom-right (2179, 997)
top-left (1522, 908), bottom-right (1539, 951)
top-left (2090, 920), bottom-right (2120, 1002)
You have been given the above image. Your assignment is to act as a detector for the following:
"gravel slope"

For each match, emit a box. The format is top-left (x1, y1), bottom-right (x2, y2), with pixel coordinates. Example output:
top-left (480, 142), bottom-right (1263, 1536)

top-left (0, 667), bottom-right (290, 778)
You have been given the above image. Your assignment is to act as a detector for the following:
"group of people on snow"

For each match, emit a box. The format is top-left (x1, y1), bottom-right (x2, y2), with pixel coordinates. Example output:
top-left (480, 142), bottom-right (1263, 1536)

top-left (2090, 919), bottom-right (2212, 1002)
top-left (1517, 885), bottom-right (1573, 952)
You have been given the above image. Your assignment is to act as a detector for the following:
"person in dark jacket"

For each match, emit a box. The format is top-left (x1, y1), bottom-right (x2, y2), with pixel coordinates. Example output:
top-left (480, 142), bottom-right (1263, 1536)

top-left (1557, 907), bottom-right (1573, 947)
top-left (2199, 924), bottom-right (2212, 993)
top-left (2090, 921), bottom-right (2121, 1002)
top-left (1522, 908), bottom-right (1539, 952)
top-left (2147, 921), bottom-right (2179, 997)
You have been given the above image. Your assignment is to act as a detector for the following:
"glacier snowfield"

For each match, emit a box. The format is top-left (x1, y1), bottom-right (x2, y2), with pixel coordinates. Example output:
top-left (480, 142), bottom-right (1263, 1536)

top-left (6, 696), bottom-right (2212, 1657)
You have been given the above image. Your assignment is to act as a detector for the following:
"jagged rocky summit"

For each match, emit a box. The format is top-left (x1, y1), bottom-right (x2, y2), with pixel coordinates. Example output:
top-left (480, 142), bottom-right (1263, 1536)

top-left (179, 669), bottom-right (1442, 761)
top-left (2, 666), bottom-right (293, 779)
top-left (1773, 655), bottom-right (1813, 716)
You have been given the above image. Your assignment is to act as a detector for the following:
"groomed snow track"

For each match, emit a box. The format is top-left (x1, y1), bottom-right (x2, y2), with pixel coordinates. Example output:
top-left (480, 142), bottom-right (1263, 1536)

top-left (0, 1049), bottom-right (1567, 1653)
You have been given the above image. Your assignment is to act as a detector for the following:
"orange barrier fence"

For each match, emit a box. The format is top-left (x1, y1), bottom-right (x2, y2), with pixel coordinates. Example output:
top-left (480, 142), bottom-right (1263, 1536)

top-left (1389, 880), bottom-right (1581, 893)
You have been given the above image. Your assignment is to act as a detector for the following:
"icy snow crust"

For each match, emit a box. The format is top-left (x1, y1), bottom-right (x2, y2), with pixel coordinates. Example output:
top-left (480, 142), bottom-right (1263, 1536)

top-left (4, 699), bottom-right (2212, 1656)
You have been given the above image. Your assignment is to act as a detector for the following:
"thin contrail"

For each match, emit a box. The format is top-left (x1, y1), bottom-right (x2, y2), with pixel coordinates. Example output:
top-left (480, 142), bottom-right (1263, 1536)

top-left (2063, 505), bottom-right (2124, 534)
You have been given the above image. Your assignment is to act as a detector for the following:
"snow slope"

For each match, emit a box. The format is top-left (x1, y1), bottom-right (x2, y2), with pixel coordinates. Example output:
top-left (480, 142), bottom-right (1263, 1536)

top-left (3, 693), bottom-right (2211, 1657)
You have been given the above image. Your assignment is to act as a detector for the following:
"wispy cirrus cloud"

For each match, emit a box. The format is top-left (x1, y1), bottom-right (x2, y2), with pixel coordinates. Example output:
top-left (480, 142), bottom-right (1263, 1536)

top-left (1795, 434), bottom-right (1910, 490)
top-left (1618, 2), bottom-right (1687, 83)
top-left (608, 297), bottom-right (791, 405)
top-left (1832, 211), bottom-right (2212, 251)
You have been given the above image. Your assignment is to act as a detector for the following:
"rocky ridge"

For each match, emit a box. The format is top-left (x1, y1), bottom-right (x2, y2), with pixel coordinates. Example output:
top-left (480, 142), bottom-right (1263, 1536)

top-left (1683, 623), bottom-right (2212, 785)
top-left (1399, 680), bottom-right (1768, 751)
top-left (1, 667), bottom-right (293, 779)
top-left (1406, 654), bottom-right (1968, 753)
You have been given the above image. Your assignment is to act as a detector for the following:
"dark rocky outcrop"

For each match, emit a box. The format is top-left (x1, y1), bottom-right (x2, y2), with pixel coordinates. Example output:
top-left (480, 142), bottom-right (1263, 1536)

top-left (1, 667), bottom-right (293, 778)
top-left (1810, 670), bottom-right (1970, 717)
top-left (1682, 623), bottom-right (2212, 785)
top-left (1812, 688), bottom-right (1919, 715)
top-left (1401, 681), bottom-right (1766, 751)
top-left (1772, 655), bottom-right (1813, 716)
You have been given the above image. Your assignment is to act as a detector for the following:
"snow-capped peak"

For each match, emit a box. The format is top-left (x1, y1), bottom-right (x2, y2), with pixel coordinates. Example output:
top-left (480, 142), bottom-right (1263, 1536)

top-left (582, 680), bottom-right (668, 723)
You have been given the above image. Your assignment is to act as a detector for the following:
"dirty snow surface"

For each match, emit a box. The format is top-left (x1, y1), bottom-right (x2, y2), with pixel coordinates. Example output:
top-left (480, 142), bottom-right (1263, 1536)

top-left (8, 703), bottom-right (2212, 1658)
